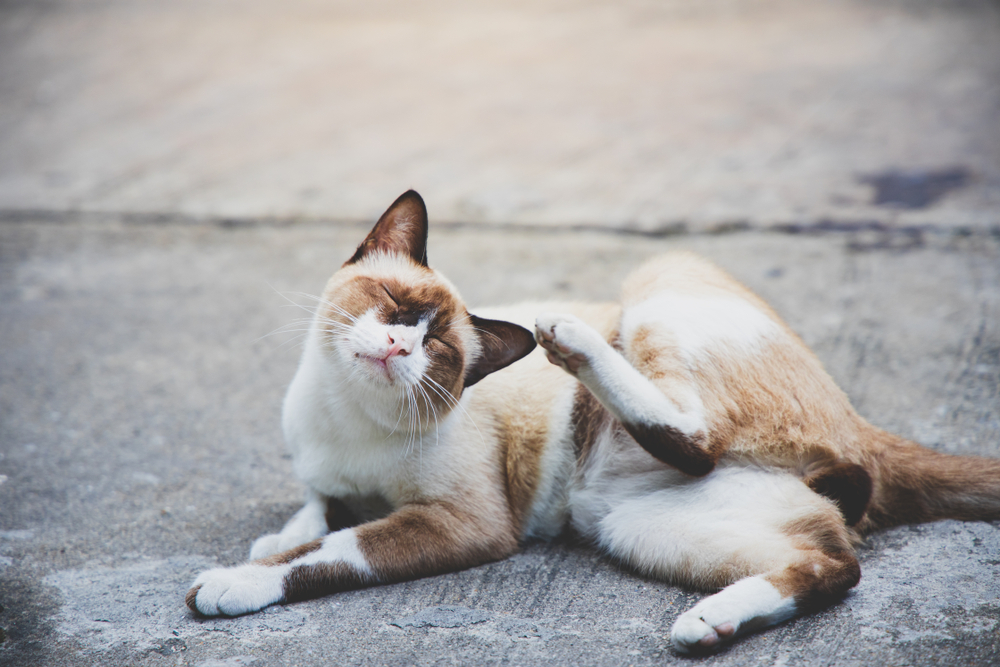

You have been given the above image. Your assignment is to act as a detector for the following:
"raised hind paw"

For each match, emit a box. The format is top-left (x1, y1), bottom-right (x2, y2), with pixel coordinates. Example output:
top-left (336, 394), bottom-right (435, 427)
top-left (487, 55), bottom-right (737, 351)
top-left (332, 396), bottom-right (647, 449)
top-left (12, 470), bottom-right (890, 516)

top-left (534, 313), bottom-right (607, 376)
top-left (186, 563), bottom-right (286, 617)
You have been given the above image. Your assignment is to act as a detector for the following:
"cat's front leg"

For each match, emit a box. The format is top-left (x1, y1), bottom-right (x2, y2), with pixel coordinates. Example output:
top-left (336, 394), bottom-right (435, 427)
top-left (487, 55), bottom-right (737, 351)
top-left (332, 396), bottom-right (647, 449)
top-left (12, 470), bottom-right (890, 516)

top-left (535, 313), bottom-right (714, 476)
top-left (187, 500), bottom-right (516, 617)
top-left (248, 489), bottom-right (331, 560)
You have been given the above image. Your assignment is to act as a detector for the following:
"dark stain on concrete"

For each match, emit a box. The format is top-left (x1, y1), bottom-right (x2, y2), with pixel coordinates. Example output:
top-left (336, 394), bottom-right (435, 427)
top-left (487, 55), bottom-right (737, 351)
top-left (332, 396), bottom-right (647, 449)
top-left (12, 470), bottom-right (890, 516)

top-left (859, 168), bottom-right (972, 209)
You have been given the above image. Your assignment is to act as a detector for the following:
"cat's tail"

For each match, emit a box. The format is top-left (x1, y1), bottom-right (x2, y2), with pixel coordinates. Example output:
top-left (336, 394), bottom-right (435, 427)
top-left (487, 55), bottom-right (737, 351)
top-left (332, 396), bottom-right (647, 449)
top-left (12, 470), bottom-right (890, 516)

top-left (856, 429), bottom-right (1000, 534)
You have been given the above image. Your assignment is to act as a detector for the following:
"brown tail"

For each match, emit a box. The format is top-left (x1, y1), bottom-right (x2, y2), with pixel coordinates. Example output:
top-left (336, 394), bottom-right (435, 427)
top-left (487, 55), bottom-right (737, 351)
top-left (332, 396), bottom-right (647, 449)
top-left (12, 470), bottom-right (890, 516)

top-left (857, 430), bottom-right (1000, 534)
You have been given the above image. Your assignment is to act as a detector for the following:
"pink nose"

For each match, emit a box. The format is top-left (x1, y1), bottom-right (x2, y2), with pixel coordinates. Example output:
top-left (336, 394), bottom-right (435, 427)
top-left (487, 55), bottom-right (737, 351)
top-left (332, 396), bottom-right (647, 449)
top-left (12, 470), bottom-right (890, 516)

top-left (385, 333), bottom-right (412, 358)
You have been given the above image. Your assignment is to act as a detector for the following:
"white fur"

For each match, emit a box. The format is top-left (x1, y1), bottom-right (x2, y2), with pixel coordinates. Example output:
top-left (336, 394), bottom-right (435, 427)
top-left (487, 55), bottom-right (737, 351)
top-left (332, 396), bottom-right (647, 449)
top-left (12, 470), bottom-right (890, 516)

top-left (536, 312), bottom-right (705, 435)
top-left (521, 383), bottom-right (578, 539)
top-left (249, 489), bottom-right (329, 560)
top-left (671, 577), bottom-right (797, 653)
top-left (282, 314), bottom-right (470, 503)
top-left (573, 447), bottom-right (824, 571)
top-left (192, 529), bottom-right (374, 617)
top-left (620, 292), bottom-right (780, 364)
top-left (297, 528), bottom-right (374, 577)
top-left (342, 309), bottom-right (431, 388)
top-left (192, 562), bottom-right (289, 616)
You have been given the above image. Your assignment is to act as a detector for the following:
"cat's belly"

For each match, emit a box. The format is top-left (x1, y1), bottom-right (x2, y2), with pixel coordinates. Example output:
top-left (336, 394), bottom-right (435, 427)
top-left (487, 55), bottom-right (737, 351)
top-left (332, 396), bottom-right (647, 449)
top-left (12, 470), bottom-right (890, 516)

top-left (569, 437), bottom-right (832, 550)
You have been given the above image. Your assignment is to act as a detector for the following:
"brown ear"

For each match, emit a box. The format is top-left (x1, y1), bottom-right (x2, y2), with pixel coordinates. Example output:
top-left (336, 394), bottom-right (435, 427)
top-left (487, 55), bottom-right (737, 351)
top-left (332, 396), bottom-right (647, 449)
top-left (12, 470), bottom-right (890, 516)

top-left (346, 190), bottom-right (429, 267)
top-left (464, 315), bottom-right (537, 387)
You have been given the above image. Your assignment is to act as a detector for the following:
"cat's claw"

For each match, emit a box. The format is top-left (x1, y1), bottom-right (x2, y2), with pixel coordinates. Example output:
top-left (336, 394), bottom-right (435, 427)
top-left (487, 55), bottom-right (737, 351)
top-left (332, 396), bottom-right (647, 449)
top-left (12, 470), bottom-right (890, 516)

top-left (534, 313), bottom-right (604, 376)
top-left (187, 563), bottom-right (285, 617)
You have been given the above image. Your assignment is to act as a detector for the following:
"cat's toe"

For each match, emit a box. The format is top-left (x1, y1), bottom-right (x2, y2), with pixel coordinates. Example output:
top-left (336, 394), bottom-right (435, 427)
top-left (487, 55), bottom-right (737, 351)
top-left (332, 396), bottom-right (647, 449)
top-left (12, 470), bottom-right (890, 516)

top-left (187, 564), bottom-right (285, 617)
top-left (535, 313), bottom-right (601, 374)
top-left (670, 613), bottom-right (723, 654)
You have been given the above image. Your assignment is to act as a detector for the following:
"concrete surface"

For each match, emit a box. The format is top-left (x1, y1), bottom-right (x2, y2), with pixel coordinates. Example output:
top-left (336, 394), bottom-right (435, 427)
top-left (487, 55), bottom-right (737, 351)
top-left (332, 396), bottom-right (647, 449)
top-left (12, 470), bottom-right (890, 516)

top-left (1, 0), bottom-right (999, 230)
top-left (2, 0), bottom-right (1000, 665)
top-left (1, 216), bottom-right (999, 666)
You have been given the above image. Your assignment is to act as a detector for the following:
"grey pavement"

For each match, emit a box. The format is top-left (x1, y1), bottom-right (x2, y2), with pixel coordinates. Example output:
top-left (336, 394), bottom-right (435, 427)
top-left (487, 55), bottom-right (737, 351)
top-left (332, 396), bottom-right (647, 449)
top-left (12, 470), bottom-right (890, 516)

top-left (1, 0), bottom-right (1000, 666)
top-left (2, 218), bottom-right (999, 666)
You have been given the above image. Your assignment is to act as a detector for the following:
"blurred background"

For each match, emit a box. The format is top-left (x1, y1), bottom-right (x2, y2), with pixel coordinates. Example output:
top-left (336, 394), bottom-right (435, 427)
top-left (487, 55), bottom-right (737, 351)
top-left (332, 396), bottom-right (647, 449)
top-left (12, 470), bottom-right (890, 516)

top-left (2, 0), bottom-right (998, 232)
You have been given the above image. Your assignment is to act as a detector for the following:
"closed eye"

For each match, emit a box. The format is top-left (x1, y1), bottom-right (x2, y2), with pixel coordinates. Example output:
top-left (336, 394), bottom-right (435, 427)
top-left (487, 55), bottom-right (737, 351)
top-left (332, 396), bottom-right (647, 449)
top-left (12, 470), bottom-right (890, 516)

top-left (426, 334), bottom-right (456, 352)
top-left (382, 285), bottom-right (399, 306)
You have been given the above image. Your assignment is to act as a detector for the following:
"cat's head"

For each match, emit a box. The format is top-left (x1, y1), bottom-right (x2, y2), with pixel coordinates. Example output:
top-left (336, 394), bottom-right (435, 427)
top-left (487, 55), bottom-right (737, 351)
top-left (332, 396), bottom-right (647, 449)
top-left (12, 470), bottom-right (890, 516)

top-left (312, 190), bottom-right (536, 430)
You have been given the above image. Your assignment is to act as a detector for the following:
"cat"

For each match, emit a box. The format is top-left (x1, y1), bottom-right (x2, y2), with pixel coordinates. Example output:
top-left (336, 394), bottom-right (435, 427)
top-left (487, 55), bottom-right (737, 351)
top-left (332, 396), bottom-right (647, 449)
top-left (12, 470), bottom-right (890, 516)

top-left (186, 190), bottom-right (1000, 652)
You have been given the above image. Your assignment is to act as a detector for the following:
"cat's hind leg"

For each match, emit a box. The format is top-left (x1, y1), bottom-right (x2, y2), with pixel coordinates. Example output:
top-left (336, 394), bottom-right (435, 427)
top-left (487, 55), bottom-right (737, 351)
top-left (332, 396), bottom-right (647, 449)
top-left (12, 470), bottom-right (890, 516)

top-left (578, 464), bottom-right (858, 653)
top-left (535, 313), bottom-right (714, 476)
top-left (669, 547), bottom-right (859, 653)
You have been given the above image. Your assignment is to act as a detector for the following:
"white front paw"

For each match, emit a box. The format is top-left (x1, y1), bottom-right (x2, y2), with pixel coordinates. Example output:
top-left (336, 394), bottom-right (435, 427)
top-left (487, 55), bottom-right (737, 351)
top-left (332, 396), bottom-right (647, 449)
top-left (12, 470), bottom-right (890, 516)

top-left (187, 563), bottom-right (285, 617)
top-left (534, 313), bottom-right (604, 375)
top-left (249, 533), bottom-right (283, 560)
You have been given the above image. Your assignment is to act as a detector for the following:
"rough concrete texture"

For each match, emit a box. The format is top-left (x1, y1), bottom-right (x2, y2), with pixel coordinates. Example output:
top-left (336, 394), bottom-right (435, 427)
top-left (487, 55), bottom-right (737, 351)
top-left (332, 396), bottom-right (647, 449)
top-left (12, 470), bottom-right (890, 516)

top-left (1, 0), bottom-right (999, 230)
top-left (1, 0), bottom-right (1000, 665)
top-left (1, 218), bottom-right (999, 666)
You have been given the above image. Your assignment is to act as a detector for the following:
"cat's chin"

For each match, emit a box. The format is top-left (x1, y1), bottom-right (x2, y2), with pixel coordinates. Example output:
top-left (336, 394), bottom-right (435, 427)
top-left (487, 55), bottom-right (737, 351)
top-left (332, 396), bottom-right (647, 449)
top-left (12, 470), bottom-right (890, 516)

top-left (356, 353), bottom-right (395, 382)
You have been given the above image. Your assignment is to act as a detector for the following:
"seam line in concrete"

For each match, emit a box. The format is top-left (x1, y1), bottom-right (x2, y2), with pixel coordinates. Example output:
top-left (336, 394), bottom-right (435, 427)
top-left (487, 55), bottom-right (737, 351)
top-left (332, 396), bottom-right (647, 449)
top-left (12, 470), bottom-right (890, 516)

top-left (1, 208), bottom-right (998, 241)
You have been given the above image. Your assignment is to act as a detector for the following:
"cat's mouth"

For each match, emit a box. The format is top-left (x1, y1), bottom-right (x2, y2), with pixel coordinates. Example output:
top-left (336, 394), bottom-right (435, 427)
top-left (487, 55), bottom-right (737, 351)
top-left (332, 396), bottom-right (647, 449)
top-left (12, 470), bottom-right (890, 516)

top-left (357, 353), bottom-right (396, 382)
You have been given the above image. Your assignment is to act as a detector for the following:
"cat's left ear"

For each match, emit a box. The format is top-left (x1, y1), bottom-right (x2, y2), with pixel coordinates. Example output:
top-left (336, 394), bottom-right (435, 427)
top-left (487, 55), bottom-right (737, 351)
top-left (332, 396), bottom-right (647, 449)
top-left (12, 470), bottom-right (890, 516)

top-left (464, 315), bottom-right (537, 387)
top-left (346, 190), bottom-right (429, 267)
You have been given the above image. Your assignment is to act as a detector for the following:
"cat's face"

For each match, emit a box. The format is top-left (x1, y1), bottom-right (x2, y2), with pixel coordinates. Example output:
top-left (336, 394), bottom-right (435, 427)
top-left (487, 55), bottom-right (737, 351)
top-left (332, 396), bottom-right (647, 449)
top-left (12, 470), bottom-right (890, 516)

top-left (312, 191), bottom-right (535, 431)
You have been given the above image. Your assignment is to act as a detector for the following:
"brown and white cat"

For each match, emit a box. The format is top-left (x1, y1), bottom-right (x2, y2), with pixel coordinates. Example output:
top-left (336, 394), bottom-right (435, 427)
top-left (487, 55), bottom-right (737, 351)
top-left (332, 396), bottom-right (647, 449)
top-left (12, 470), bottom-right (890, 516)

top-left (187, 190), bottom-right (1000, 652)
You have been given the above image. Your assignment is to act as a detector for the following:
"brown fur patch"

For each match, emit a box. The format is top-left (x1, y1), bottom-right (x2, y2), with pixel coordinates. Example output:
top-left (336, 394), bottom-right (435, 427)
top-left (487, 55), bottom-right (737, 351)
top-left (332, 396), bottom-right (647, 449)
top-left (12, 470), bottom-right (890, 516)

top-left (282, 561), bottom-right (373, 604)
top-left (622, 422), bottom-right (720, 477)
top-left (858, 431), bottom-right (1000, 533)
top-left (804, 462), bottom-right (872, 526)
top-left (497, 411), bottom-right (547, 532)
top-left (772, 506), bottom-right (861, 610)
top-left (256, 539), bottom-right (323, 566)
top-left (356, 500), bottom-right (518, 583)
top-left (379, 275), bottom-right (469, 401)
top-left (571, 383), bottom-right (610, 463)
top-left (783, 512), bottom-right (856, 557)
top-left (185, 584), bottom-right (203, 613)
top-left (767, 550), bottom-right (861, 611)
top-left (322, 269), bottom-right (470, 422)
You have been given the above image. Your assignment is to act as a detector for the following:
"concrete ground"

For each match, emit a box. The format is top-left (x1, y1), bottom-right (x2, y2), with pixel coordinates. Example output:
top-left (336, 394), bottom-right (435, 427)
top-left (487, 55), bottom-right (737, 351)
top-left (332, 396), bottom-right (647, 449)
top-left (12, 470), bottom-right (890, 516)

top-left (1, 1), bottom-right (999, 666)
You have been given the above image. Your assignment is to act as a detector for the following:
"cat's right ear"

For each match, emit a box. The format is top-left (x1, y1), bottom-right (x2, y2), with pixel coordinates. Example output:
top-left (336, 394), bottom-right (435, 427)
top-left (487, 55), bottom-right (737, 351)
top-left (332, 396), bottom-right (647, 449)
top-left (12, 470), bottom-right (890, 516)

top-left (345, 190), bottom-right (429, 267)
top-left (464, 315), bottom-right (537, 387)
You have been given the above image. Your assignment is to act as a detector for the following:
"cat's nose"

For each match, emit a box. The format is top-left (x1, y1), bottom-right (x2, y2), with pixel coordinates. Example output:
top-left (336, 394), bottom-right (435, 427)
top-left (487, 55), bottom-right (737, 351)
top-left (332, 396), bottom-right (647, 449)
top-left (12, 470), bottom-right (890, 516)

top-left (386, 333), bottom-right (412, 358)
